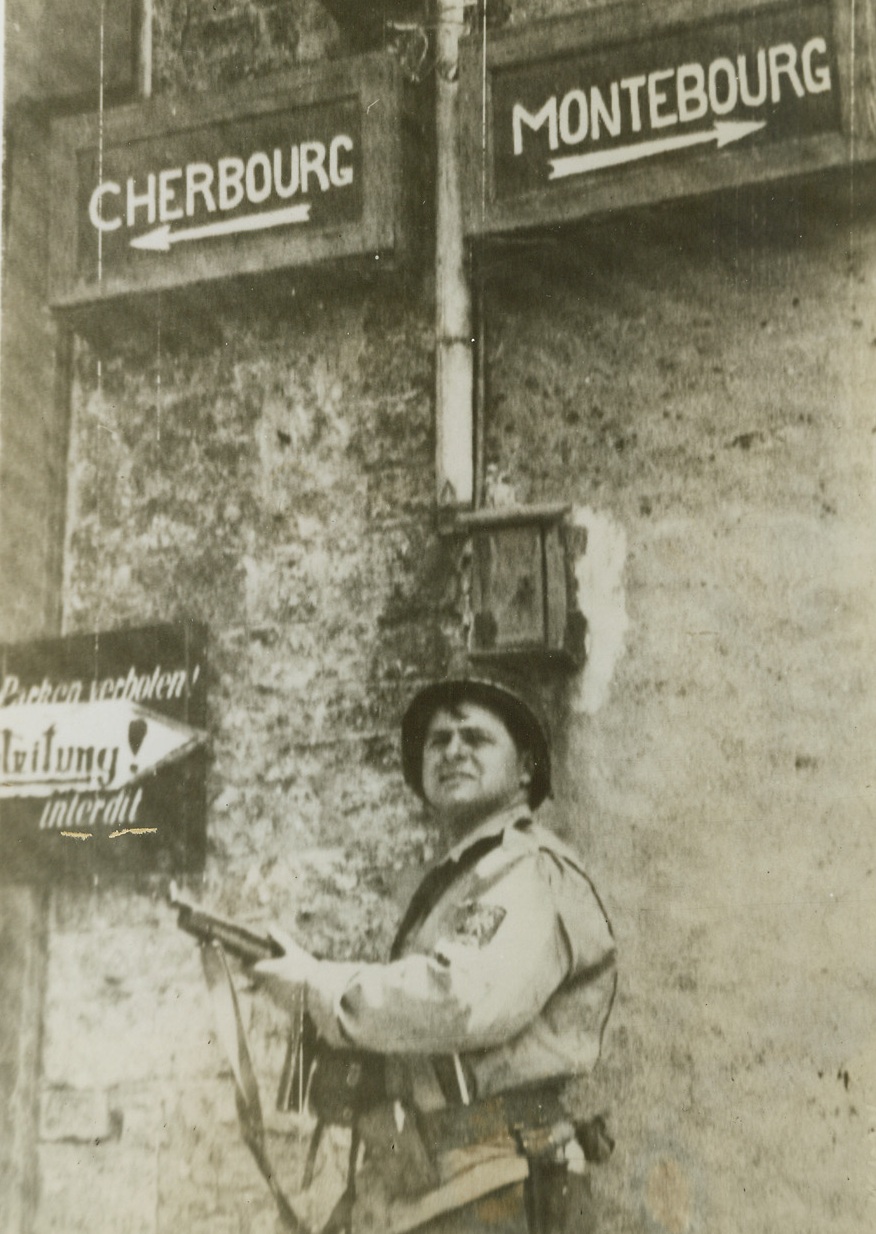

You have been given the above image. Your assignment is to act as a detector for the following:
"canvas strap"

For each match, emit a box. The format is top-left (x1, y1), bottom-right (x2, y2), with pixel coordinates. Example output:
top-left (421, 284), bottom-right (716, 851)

top-left (200, 940), bottom-right (307, 1233)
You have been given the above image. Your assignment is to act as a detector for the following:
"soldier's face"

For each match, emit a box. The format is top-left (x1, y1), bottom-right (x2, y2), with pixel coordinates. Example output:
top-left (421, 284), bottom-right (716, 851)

top-left (421, 702), bottom-right (531, 828)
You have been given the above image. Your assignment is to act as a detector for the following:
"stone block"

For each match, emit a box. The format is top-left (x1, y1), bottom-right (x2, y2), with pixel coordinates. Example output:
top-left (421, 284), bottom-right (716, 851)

top-left (40, 1087), bottom-right (113, 1144)
top-left (349, 391), bottom-right (432, 470)
top-left (369, 620), bottom-right (450, 681)
top-left (366, 464), bottom-right (434, 523)
top-left (157, 1085), bottom-right (276, 1230)
top-left (35, 1142), bottom-right (157, 1234)
top-left (49, 884), bottom-right (168, 935)
top-left (107, 1083), bottom-right (168, 1150)
top-left (42, 927), bottom-right (223, 1088)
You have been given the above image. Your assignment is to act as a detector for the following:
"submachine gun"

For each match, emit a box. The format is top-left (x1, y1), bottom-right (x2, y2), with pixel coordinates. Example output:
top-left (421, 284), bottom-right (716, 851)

top-left (169, 881), bottom-right (383, 1230)
top-left (169, 881), bottom-right (304, 1111)
top-left (169, 882), bottom-right (383, 1120)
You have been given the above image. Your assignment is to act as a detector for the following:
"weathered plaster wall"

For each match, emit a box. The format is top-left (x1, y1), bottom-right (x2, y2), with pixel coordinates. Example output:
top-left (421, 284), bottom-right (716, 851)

top-left (28, 2), bottom-right (876, 1234)
top-left (44, 271), bottom-right (453, 1230)
top-left (481, 180), bottom-right (876, 1232)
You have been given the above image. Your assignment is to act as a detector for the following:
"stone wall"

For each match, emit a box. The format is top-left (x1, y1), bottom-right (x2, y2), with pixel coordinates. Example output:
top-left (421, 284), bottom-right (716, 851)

top-left (12, 2), bottom-right (876, 1233)
top-left (45, 277), bottom-right (451, 1231)
top-left (481, 182), bottom-right (876, 1232)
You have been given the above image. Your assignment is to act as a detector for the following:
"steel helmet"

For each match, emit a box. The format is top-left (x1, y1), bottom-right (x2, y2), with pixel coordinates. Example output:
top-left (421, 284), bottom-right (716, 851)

top-left (401, 667), bottom-right (551, 808)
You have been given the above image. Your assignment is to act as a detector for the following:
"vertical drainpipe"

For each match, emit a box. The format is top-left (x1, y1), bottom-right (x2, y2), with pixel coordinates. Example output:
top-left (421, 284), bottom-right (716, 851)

top-left (138, 0), bottom-right (154, 98)
top-left (434, 0), bottom-right (475, 509)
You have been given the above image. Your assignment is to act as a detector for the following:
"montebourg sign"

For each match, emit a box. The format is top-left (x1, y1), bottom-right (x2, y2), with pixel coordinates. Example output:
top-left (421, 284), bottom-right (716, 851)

top-left (461, 0), bottom-right (875, 235)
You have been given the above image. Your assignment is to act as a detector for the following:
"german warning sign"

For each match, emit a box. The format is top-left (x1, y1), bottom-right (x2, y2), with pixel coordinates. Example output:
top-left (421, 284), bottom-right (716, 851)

top-left (0, 623), bottom-right (207, 880)
top-left (461, 0), bottom-right (871, 236)
top-left (0, 701), bottom-right (203, 798)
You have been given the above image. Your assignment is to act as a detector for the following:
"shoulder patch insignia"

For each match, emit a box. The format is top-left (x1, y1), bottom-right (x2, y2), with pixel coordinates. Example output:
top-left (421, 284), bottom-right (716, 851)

top-left (452, 901), bottom-right (507, 947)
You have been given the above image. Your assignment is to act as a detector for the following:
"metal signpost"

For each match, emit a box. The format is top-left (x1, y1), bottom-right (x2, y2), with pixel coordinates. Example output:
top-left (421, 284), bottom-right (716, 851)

top-left (461, 0), bottom-right (875, 236)
top-left (0, 622), bottom-right (208, 878)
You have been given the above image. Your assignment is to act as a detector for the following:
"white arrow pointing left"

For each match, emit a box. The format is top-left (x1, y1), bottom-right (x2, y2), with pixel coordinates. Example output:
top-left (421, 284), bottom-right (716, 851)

top-left (549, 119), bottom-right (766, 180)
top-left (0, 701), bottom-right (207, 798)
top-left (130, 202), bottom-right (312, 252)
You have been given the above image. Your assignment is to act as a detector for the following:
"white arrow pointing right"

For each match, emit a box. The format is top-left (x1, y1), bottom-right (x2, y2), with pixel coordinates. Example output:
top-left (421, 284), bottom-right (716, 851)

top-left (549, 119), bottom-right (767, 180)
top-left (0, 701), bottom-right (207, 797)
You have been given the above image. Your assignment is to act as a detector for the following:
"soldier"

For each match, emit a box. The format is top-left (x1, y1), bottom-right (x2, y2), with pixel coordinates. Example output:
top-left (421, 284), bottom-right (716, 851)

top-left (255, 670), bottom-right (616, 1233)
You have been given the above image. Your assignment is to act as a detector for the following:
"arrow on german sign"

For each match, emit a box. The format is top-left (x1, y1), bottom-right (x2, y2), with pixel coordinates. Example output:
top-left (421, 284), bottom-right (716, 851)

top-left (548, 119), bottom-right (767, 180)
top-left (0, 701), bottom-right (207, 798)
top-left (130, 202), bottom-right (312, 252)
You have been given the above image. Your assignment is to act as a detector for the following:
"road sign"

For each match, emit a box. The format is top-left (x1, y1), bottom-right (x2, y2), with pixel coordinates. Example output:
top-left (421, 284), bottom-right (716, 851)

top-left (0, 623), bottom-right (208, 879)
top-left (0, 701), bottom-right (205, 799)
top-left (461, 0), bottom-right (876, 236)
top-left (49, 52), bottom-right (406, 308)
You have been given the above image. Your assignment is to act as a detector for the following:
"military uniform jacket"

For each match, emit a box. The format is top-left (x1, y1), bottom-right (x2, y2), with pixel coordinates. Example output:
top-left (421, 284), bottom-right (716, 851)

top-left (307, 804), bottom-right (617, 1111)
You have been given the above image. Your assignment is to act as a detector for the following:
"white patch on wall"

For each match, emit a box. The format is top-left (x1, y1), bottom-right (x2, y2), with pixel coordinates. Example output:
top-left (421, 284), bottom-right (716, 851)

top-left (570, 506), bottom-right (629, 714)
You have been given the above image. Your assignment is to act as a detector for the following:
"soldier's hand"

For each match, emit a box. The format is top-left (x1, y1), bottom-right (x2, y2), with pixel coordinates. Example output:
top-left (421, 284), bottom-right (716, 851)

top-left (252, 927), bottom-right (319, 1015)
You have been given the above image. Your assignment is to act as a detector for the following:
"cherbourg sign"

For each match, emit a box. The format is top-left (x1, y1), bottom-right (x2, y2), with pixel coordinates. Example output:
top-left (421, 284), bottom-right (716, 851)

top-left (92, 131), bottom-right (357, 254)
top-left (49, 53), bottom-right (405, 307)
top-left (462, 0), bottom-right (873, 235)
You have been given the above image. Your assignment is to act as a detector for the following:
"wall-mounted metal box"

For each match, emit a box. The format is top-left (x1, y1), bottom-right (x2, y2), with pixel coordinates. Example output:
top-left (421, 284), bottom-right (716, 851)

top-left (453, 504), bottom-right (586, 670)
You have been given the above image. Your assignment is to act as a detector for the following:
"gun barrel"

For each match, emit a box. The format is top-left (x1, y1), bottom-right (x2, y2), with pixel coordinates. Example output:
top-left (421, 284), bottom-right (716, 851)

top-left (170, 888), bottom-right (283, 965)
